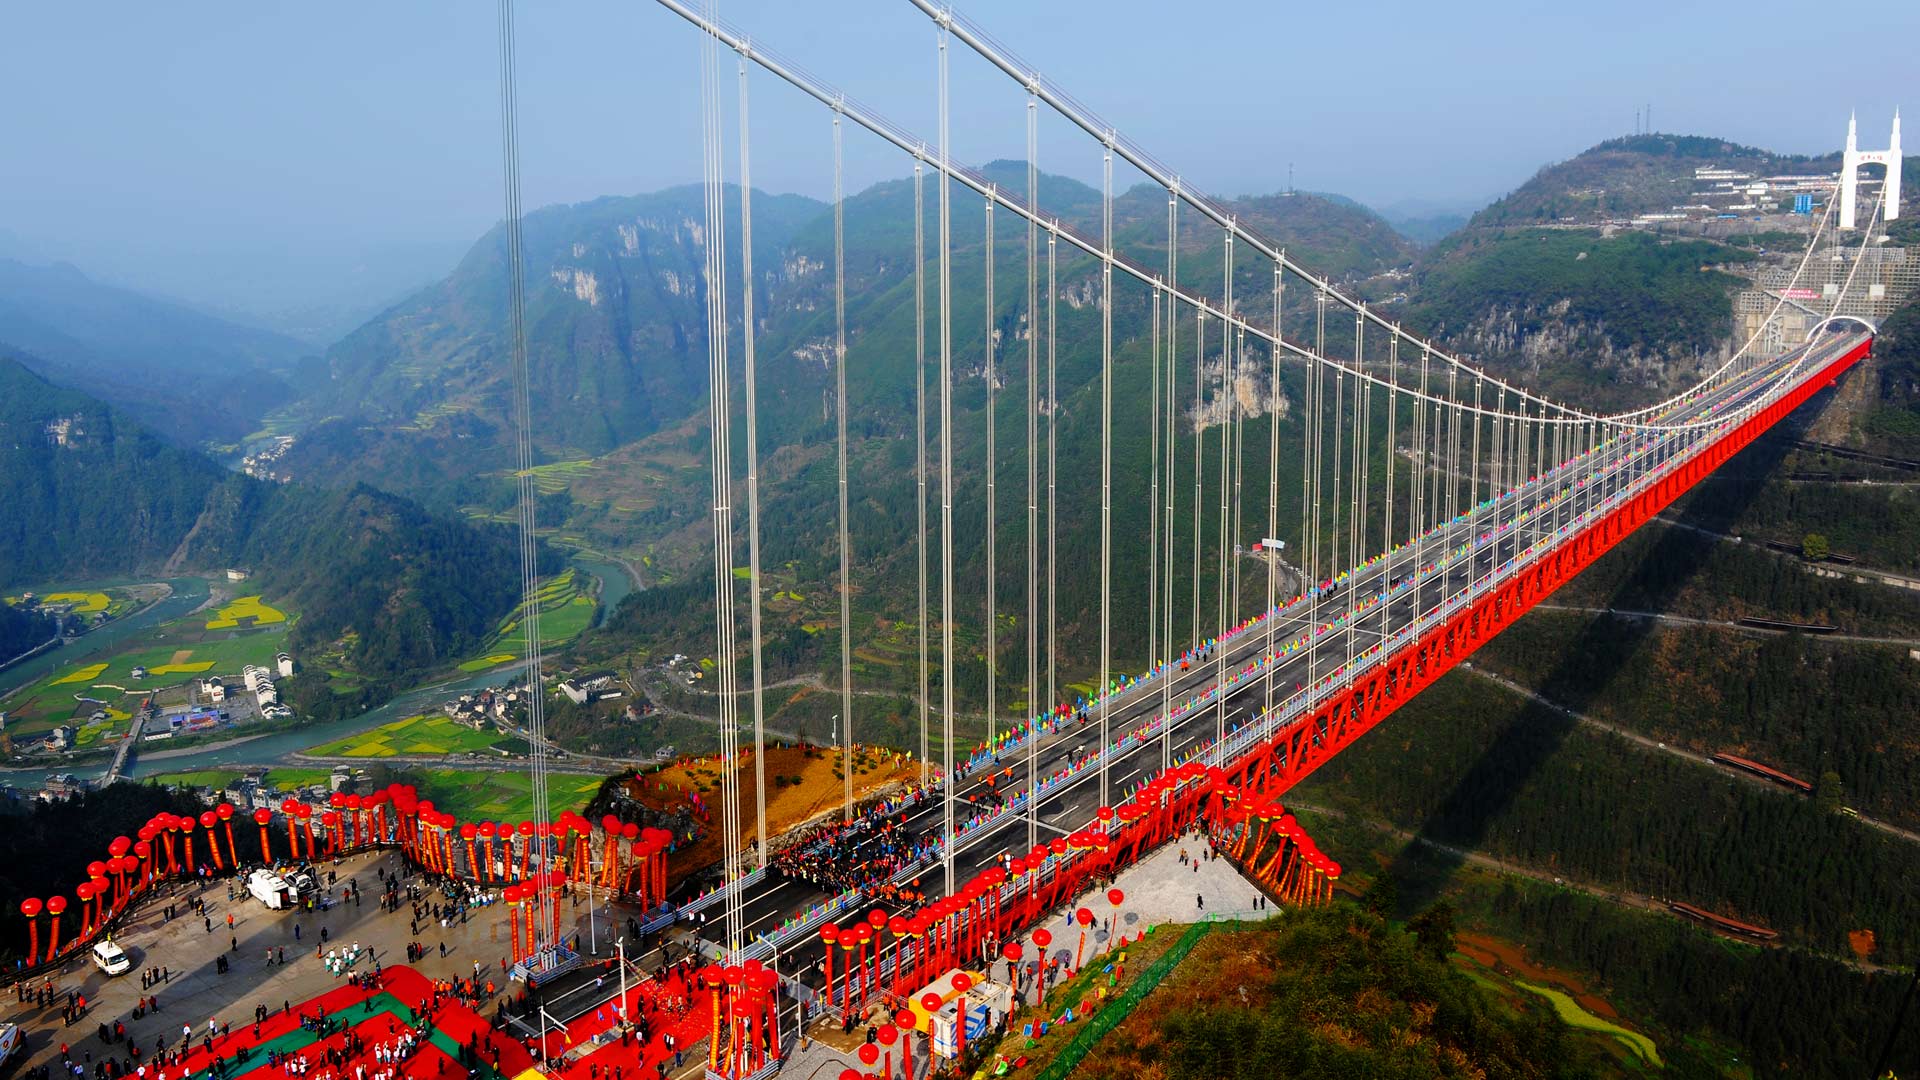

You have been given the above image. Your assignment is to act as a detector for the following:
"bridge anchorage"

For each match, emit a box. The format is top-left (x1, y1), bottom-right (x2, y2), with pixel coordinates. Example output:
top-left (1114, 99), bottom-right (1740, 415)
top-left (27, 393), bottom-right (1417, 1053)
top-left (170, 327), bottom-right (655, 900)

top-left (528, 2), bottom-right (1892, 1075)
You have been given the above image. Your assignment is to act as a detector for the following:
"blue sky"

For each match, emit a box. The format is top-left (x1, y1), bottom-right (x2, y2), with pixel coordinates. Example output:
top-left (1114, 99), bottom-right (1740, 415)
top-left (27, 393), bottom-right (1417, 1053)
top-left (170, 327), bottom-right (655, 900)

top-left (1, 0), bottom-right (1909, 334)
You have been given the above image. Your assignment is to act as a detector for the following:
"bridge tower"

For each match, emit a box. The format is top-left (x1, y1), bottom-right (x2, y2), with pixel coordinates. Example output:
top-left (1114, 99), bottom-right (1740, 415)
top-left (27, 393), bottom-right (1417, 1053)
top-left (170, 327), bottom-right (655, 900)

top-left (1840, 110), bottom-right (1901, 229)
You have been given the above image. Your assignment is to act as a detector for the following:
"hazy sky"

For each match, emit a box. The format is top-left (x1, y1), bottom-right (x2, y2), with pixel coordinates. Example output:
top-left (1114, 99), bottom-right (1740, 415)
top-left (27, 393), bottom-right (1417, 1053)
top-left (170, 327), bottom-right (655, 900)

top-left (3, 0), bottom-right (1909, 334)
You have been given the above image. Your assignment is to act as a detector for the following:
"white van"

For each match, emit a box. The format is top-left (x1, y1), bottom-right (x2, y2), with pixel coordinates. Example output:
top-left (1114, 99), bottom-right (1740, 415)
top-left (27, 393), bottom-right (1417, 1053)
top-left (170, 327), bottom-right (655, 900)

top-left (247, 868), bottom-right (295, 910)
top-left (91, 939), bottom-right (132, 976)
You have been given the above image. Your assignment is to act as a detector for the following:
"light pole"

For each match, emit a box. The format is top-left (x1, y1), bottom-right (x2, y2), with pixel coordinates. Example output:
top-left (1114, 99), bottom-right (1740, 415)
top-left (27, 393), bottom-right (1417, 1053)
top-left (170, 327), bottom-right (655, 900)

top-left (615, 937), bottom-right (629, 1034)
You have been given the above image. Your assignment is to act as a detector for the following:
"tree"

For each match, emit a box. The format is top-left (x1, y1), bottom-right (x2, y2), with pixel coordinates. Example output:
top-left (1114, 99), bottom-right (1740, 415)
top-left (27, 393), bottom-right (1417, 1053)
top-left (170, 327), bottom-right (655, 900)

top-left (1801, 533), bottom-right (1831, 562)
top-left (1363, 873), bottom-right (1400, 918)
top-left (1409, 901), bottom-right (1458, 960)
top-left (1817, 770), bottom-right (1845, 813)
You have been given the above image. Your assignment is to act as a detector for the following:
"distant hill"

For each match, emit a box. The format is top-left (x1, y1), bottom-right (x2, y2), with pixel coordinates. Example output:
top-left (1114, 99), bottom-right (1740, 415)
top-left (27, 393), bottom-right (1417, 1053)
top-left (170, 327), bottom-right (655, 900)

top-left (0, 355), bottom-right (531, 683)
top-left (272, 186), bottom-right (826, 491)
top-left (0, 258), bottom-right (310, 448)
top-left (1388, 133), bottom-right (1842, 407)
top-left (1468, 134), bottom-right (1840, 229)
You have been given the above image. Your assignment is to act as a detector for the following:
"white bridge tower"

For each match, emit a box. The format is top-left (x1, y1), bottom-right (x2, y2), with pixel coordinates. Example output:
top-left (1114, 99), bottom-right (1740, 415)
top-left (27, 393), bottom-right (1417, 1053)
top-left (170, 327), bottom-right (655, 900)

top-left (1840, 110), bottom-right (1901, 229)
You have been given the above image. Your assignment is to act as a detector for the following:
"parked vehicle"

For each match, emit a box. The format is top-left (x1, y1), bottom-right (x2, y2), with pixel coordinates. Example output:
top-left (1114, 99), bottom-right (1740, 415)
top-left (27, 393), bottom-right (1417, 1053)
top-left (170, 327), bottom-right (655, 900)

top-left (91, 939), bottom-right (132, 976)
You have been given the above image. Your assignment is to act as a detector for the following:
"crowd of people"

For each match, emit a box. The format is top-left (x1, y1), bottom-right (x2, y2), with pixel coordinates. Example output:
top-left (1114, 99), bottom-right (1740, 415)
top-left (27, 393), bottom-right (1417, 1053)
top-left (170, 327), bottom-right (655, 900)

top-left (770, 807), bottom-right (931, 893)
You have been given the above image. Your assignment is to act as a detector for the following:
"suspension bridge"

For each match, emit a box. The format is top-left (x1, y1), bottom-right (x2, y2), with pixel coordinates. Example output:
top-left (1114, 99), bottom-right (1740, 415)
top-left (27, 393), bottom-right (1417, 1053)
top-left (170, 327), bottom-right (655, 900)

top-left (581, 0), bottom-right (1904, 1071)
top-left (3, 4), bottom-right (1899, 1078)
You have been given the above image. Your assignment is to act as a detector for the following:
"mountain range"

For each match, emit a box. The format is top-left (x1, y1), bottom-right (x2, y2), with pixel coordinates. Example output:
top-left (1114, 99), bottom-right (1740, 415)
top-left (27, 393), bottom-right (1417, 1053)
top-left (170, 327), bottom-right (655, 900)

top-left (0, 258), bottom-right (313, 448)
top-left (0, 355), bottom-right (531, 685)
top-left (1, 131), bottom-right (1881, 701)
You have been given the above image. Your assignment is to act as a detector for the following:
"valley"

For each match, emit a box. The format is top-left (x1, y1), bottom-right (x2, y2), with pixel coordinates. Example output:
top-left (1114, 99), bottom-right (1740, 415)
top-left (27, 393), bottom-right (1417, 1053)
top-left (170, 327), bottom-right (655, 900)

top-left (1, 112), bottom-right (1915, 1079)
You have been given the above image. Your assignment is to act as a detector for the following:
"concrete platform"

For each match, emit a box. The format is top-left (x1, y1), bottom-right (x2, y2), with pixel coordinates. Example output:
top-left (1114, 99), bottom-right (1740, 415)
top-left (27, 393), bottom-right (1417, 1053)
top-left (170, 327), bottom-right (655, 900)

top-left (2, 849), bottom-right (639, 1077)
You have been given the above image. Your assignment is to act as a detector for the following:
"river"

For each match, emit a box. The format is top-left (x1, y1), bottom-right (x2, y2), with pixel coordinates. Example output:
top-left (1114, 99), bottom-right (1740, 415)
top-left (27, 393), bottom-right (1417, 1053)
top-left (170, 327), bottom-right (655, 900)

top-left (0, 556), bottom-right (639, 784)
top-left (572, 553), bottom-right (636, 616)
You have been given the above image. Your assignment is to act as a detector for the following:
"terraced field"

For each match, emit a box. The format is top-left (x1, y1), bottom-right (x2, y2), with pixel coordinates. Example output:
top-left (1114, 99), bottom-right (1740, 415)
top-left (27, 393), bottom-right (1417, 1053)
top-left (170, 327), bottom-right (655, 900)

top-left (305, 714), bottom-right (514, 759)
top-left (463, 569), bottom-right (595, 668)
top-left (205, 595), bottom-right (288, 629)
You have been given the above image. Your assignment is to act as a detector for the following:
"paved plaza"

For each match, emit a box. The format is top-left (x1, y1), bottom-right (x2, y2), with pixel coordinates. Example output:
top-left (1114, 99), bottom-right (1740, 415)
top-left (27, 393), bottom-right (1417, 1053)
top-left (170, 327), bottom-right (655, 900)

top-left (3, 849), bottom-right (639, 1078)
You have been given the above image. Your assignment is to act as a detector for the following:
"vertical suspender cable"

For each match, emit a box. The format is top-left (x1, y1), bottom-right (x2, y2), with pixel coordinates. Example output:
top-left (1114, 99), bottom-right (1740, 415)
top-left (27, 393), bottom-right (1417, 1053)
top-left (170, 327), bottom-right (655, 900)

top-left (1265, 262), bottom-right (1282, 717)
top-left (1098, 143), bottom-right (1113, 809)
top-left (985, 195), bottom-right (997, 748)
top-left (1347, 314), bottom-right (1361, 672)
top-left (915, 164), bottom-right (930, 787)
top-left (1191, 308), bottom-right (1204, 672)
top-left (937, 27), bottom-right (957, 895)
top-left (495, 0), bottom-right (554, 951)
top-left (833, 111), bottom-right (854, 823)
top-left (1355, 313), bottom-right (1368, 578)
top-left (1024, 97), bottom-right (1039, 850)
top-left (1149, 286), bottom-right (1162, 672)
top-left (1149, 285), bottom-right (1162, 690)
top-left (1305, 290), bottom-right (1320, 680)
top-left (1469, 378), bottom-right (1483, 518)
top-left (1214, 239), bottom-right (1231, 749)
top-left (1413, 346), bottom-right (1428, 544)
top-left (1446, 364), bottom-right (1460, 524)
top-left (1046, 226), bottom-right (1058, 764)
top-left (1161, 194), bottom-right (1178, 771)
top-left (1390, 334), bottom-right (1405, 580)
top-left (737, 55), bottom-right (769, 867)
top-left (695, 0), bottom-right (743, 958)
top-left (1224, 234), bottom-right (1240, 632)
top-left (1414, 346), bottom-right (1430, 617)
top-left (1330, 365), bottom-right (1343, 610)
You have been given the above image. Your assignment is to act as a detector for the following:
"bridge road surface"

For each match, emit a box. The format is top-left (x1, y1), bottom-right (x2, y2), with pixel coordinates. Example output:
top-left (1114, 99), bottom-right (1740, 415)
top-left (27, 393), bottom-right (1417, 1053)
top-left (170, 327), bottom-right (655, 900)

top-left (676, 333), bottom-right (1867, 1028)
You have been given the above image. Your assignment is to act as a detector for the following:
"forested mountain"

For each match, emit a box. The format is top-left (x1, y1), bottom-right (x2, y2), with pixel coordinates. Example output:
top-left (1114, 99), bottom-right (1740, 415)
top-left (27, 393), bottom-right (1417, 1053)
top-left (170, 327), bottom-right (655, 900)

top-left (267, 166), bottom-right (1420, 504)
top-left (0, 355), bottom-right (528, 683)
top-left (0, 601), bottom-right (56, 664)
top-left (0, 258), bottom-right (310, 447)
top-left (1402, 229), bottom-right (1753, 407)
top-left (1, 354), bottom-right (236, 582)
top-left (270, 185), bottom-right (827, 496)
top-left (1858, 289), bottom-right (1920, 458)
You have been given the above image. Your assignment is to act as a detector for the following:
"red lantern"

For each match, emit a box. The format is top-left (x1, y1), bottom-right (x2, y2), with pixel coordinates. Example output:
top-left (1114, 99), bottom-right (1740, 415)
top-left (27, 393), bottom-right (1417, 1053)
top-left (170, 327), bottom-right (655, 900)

top-left (857, 1044), bottom-right (878, 1067)
top-left (1107, 888), bottom-right (1125, 906)
top-left (1032, 928), bottom-right (1052, 948)
top-left (952, 972), bottom-right (972, 992)
top-left (1075, 907), bottom-right (1093, 926)
top-left (20, 898), bottom-right (43, 966)
top-left (919, 993), bottom-right (942, 1012)
top-left (45, 895), bottom-right (67, 957)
